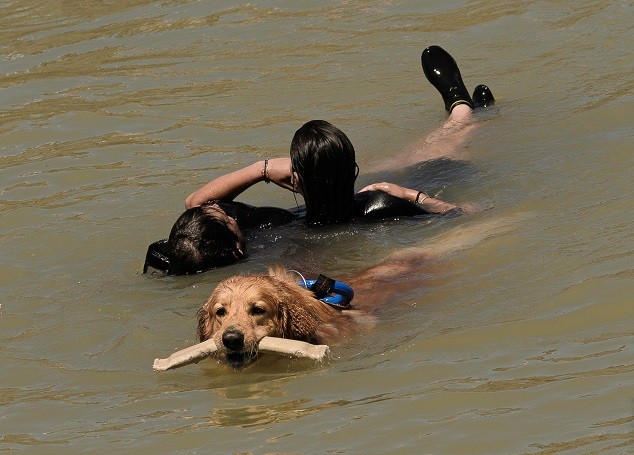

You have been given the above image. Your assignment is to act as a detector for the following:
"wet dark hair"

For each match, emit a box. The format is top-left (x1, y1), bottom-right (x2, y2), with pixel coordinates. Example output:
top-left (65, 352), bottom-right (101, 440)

top-left (167, 204), bottom-right (244, 275)
top-left (290, 120), bottom-right (357, 225)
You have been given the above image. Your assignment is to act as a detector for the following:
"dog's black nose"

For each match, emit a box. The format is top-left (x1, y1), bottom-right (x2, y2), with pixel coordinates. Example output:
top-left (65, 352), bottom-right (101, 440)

top-left (222, 329), bottom-right (244, 351)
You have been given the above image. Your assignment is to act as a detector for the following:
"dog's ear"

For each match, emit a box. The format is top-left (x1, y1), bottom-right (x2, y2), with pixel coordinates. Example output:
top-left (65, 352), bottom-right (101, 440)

top-left (279, 302), bottom-right (318, 342)
top-left (277, 285), bottom-right (320, 342)
top-left (196, 301), bottom-right (216, 342)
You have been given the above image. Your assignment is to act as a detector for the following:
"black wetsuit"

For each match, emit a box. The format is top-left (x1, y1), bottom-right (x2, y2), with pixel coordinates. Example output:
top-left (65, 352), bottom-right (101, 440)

top-left (352, 190), bottom-right (431, 219)
top-left (216, 190), bottom-right (432, 233)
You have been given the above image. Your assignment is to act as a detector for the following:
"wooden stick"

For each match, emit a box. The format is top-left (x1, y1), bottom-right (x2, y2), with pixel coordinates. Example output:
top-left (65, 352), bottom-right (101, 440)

top-left (258, 337), bottom-right (330, 360)
top-left (153, 339), bottom-right (219, 371)
top-left (153, 336), bottom-right (330, 371)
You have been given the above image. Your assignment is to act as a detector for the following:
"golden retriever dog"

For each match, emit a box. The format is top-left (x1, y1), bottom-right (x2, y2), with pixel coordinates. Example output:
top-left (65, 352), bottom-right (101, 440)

top-left (196, 217), bottom-right (517, 367)
top-left (197, 267), bottom-right (361, 367)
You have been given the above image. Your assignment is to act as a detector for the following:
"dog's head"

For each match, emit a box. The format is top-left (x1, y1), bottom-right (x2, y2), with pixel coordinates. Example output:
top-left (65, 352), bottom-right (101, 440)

top-left (197, 267), bottom-right (329, 368)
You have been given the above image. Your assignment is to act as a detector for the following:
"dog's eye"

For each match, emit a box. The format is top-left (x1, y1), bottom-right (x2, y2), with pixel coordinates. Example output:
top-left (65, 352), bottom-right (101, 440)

top-left (215, 307), bottom-right (226, 317)
top-left (250, 306), bottom-right (267, 316)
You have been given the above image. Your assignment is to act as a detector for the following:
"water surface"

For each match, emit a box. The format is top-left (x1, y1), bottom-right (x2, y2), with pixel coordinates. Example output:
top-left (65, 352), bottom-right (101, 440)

top-left (1, 1), bottom-right (632, 453)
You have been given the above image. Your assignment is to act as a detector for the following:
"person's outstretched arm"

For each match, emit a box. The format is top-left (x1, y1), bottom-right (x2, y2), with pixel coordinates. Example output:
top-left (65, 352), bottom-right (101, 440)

top-left (185, 158), bottom-right (294, 208)
top-left (359, 182), bottom-right (472, 214)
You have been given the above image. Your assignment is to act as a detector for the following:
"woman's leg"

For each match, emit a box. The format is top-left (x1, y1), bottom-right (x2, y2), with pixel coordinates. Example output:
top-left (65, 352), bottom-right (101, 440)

top-left (369, 103), bottom-right (476, 172)
top-left (408, 103), bottom-right (476, 161)
top-left (367, 46), bottom-right (489, 172)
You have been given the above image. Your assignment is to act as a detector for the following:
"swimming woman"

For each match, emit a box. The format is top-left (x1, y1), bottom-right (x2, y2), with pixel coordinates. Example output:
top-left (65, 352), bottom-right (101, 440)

top-left (144, 45), bottom-right (495, 274)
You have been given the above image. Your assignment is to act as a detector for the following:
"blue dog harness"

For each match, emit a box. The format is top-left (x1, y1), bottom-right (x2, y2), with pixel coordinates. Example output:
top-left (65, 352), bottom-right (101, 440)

top-left (298, 274), bottom-right (354, 309)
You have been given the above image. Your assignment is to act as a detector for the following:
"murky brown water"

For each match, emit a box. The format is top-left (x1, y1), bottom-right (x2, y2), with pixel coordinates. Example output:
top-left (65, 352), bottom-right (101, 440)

top-left (1, 1), bottom-right (632, 453)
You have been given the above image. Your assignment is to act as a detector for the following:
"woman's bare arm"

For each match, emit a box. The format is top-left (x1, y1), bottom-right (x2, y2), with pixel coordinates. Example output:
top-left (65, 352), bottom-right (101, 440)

top-left (185, 158), bottom-right (295, 208)
top-left (358, 182), bottom-right (471, 214)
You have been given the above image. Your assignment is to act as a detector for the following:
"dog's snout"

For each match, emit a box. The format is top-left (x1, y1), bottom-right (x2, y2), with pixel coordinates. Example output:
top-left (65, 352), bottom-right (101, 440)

top-left (222, 329), bottom-right (244, 350)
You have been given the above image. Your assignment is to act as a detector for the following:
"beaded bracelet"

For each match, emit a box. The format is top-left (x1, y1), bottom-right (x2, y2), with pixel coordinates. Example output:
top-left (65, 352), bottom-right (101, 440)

top-left (262, 159), bottom-right (270, 183)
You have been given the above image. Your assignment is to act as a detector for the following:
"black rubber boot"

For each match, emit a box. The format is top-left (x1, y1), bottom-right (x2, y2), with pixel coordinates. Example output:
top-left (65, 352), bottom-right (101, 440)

top-left (472, 84), bottom-right (495, 108)
top-left (421, 45), bottom-right (474, 112)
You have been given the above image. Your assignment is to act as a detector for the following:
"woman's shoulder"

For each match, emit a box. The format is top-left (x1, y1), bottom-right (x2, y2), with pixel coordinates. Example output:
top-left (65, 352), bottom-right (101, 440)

top-left (353, 191), bottom-right (428, 219)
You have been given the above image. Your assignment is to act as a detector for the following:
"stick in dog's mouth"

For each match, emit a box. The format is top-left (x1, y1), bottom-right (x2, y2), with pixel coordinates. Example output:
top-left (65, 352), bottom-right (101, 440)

top-left (153, 336), bottom-right (330, 371)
